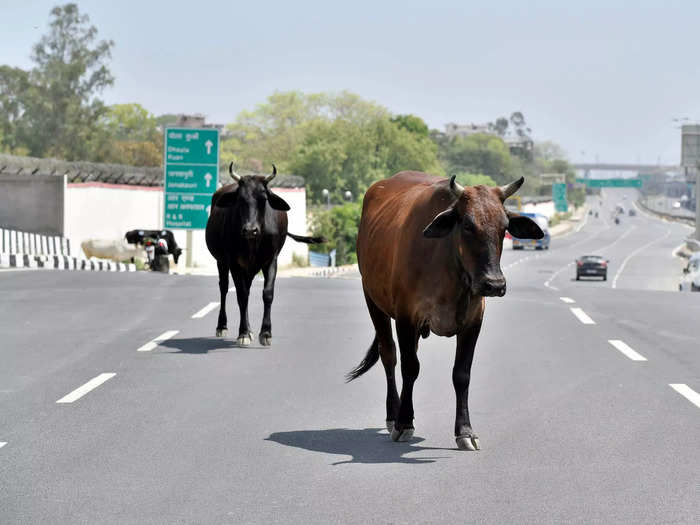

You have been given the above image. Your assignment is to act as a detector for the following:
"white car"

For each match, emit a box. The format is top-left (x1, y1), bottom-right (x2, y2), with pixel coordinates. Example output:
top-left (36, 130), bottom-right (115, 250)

top-left (679, 254), bottom-right (700, 292)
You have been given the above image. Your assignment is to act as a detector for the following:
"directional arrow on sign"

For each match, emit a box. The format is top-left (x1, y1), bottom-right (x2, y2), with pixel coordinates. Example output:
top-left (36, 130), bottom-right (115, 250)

top-left (204, 172), bottom-right (212, 187)
top-left (205, 140), bottom-right (213, 155)
top-left (206, 205), bottom-right (211, 215)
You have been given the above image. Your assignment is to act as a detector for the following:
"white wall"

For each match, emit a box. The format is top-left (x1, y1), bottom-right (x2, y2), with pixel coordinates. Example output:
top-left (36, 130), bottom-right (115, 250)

top-left (64, 182), bottom-right (309, 269)
top-left (64, 183), bottom-right (163, 257)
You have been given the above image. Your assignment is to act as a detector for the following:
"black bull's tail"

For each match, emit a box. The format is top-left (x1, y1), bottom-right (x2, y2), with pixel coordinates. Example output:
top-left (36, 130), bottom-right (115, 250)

top-left (345, 336), bottom-right (379, 382)
top-left (286, 232), bottom-right (326, 244)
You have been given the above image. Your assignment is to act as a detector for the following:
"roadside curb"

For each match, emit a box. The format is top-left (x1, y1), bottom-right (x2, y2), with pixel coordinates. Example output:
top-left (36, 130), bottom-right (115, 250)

top-left (0, 253), bottom-right (135, 272)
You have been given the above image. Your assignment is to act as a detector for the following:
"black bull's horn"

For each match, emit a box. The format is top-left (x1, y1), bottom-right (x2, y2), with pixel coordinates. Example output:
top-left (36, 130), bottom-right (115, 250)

top-left (229, 162), bottom-right (241, 182)
top-left (265, 164), bottom-right (277, 184)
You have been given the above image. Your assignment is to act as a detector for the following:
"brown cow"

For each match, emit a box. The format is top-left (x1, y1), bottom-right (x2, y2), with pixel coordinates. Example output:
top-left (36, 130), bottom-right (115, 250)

top-left (348, 171), bottom-right (543, 450)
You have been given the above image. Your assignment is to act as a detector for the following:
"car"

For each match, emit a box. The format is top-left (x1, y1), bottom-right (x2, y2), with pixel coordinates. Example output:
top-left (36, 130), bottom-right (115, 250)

top-left (679, 253), bottom-right (700, 292)
top-left (512, 213), bottom-right (550, 250)
top-left (576, 255), bottom-right (608, 281)
top-left (628, 208), bottom-right (636, 216)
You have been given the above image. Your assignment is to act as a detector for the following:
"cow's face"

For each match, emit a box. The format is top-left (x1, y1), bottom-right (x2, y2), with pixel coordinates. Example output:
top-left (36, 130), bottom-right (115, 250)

top-left (423, 177), bottom-right (543, 297)
top-left (214, 165), bottom-right (290, 239)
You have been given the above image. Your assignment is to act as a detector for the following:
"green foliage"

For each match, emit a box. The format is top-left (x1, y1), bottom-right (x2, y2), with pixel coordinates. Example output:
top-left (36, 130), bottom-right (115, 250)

top-left (88, 103), bottom-right (162, 166)
top-left (441, 133), bottom-right (514, 185)
top-left (0, 3), bottom-right (114, 160)
top-left (454, 172), bottom-right (497, 187)
top-left (309, 201), bottom-right (363, 265)
top-left (224, 90), bottom-right (442, 203)
top-left (390, 114), bottom-right (429, 137)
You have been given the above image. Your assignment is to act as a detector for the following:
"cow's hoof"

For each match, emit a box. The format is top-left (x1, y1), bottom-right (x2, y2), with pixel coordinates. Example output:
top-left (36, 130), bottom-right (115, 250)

top-left (216, 328), bottom-right (227, 338)
top-left (259, 333), bottom-right (272, 346)
top-left (237, 333), bottom-right (252, 346)
top-left (390, 427), bottom-right (414, 442)
top-left (456, 434), bottom-right (480, 451)
top-left (386, 420), bottom-right (395, 433)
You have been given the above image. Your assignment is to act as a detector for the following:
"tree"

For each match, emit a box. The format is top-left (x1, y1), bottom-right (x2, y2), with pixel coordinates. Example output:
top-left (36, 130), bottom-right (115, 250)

top-left (309, 201), bottom-right (363, 264)
top-left (22, 3), bottom-right (114, 159)
top-left (443, 133), bottom-right (514, 185)
top-left (454, 172), bottom-right (497, 187)
top-left (88, 103), bottom-right (162, 166)
top-left (0, 66), bottom-right (30, 154)
top-left (390, 114), bottom-right (429, 137)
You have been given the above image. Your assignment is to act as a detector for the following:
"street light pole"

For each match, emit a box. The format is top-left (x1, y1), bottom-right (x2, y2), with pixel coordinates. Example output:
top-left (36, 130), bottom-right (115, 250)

top-left (321, 189), bottom-right (330, 210)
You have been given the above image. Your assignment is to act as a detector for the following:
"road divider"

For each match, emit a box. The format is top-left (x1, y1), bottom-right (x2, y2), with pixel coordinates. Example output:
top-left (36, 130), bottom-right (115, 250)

top-left (137, 330), bottom-right (179, 352)
top-left (570, 307), bottom-right (595, 325)
top-left (669, 384), bottom-right (700, 409)
top-left (191, 302), bottom-right (219, 319)
top-left (608, 339), bottom-right (647, 361)
top-left (56, 373), bottom-right (116, 404)
top-left (559, 297), bottom-right (575, 303)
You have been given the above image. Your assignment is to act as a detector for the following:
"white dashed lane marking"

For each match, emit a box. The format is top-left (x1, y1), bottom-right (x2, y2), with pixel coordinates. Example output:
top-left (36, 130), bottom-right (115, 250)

top-left (191, 302), bottom-right (219, 319)
top-left (559, 297), bottom-right (575, 304)
top-left (608, 340), bottom-right (647, 361)
top-left (570, 307), bottom-right (595, 325)
top-left (669, 384), bottom-right (700, 409)
top-left (0, 442), bottom-right (6, 449)
top-left (56, 373), bottom-right (116, 404)
top-left (137, 330), bottom-right (179, 352)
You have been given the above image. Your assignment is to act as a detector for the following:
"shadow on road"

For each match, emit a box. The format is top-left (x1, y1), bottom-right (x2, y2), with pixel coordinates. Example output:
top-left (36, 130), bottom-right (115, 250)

top-left (265, 427), bottom-right (452, 465)
top-left (158, 337), bottom-right (257, 354)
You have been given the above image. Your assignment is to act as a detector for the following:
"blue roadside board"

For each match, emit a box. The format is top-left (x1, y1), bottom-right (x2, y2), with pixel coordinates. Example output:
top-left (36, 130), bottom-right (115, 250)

top-left (553, 182), bottom-right (568, 212)
top-left (163, 128), bottom-right (219, 229)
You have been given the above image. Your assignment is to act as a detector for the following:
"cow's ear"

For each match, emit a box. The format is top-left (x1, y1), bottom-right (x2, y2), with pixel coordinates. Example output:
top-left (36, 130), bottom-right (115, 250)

top-left (214, 189), bottom-right (238, 208)
top-left (423, 207), bottom-right (458, 238)
top-left (267, 191), bottom-right (290, 211)
top-left (507, 213), bottom-right (544, 239)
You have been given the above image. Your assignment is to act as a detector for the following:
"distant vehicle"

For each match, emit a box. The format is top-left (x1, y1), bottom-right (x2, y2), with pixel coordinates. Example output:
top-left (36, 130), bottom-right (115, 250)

top-left (588, 210), bottom-right (593, 215)
top-left (628, 208), bottom-right (636, 216)
top-left (673, 201), bottom-right (681, 209)
top-left (576, 255), bottom-right (608, 281)
top-left (594, 212), bottom-right (599, 218)
top-left (679, 253), bottom-right (700, 292)
top-left (614, 216), bottom-right (620, 225)
top-left (615, 204), bottom-right (625, 214)
top-left (512, 213), bottom-right (550, 250)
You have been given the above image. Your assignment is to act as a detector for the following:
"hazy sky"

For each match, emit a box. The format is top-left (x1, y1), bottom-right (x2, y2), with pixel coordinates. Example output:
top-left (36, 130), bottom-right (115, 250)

top-left (2, 0), bottom-right (699, 164)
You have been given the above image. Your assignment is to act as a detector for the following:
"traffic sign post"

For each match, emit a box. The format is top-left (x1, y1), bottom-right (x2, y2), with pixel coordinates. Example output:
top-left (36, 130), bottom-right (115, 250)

top-left (553, 182), bottom-right (568, 212)
top-left (163, 128), bottom-right (219, 229)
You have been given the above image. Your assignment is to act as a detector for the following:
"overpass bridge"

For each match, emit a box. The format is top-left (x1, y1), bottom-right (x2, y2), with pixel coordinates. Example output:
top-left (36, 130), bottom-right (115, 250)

top-left (572, 163), bottom-right (679, 174)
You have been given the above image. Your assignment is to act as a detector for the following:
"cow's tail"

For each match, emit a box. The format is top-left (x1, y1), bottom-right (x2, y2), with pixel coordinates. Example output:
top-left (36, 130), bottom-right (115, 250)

top-left (286, 232), bottom-right (326, 244)
top-left (345, 336), bottom-right (379, 382)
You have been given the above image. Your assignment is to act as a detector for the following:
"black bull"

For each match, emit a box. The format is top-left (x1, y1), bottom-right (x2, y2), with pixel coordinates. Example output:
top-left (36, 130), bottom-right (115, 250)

top-left (205, 164), bottom-right (323, 346)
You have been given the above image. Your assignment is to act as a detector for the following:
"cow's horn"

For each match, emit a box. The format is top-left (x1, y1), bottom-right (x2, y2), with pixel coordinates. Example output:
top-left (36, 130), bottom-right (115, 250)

top-left (229, 162), bottom-right (241, 182)
top-left (449, 175), bottom-right (464, 197)
top-left (500, 177), bottom-right (524, 200)
top-left (265, 164), bottom-right (277, 184)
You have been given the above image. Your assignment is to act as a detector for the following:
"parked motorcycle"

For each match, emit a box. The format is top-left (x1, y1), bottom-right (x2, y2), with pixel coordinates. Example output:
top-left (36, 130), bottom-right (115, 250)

top-left (143, 237), bottom-right (170, 272)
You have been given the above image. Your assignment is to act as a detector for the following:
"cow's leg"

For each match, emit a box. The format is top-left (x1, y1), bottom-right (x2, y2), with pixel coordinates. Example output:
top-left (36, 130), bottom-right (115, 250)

top-left (365, 292), bottom-right (399, 432)
top-left (453, 319), bottom-right (482, 451)
top-left (392, 319), bottom-right (419, 442)
top-left (259, 259), bottom-right (277, 346)
top-left (232, 271), bottom-right (253, 346)
top-left (215, 260), bottom-right (229, 337)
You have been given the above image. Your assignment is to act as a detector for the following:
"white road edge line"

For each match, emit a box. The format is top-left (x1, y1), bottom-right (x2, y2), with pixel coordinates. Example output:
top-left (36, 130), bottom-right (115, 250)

top-left (191, 302), bottom-right (219, 319)
top-left (608, 339), bottom-right (647, 361)
top-left (0, 442), bottom-right (6, 449)
top-left (611, 228), bottom-right (671, 289)
top-left (137, 330), bottom-right (179, 352)
top-left (570, 307), bottom-right (595, 325)
top-left (559, 297), bottom-right (575, 304)
top-left (56, 373), bottom-right (116, 404)
top-left (669, 384), bottom-right (700, 409)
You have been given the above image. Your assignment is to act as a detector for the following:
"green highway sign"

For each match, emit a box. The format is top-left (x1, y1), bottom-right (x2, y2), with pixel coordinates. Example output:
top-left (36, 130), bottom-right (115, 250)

top-left (576, 178), bottom-right (642, 188)
top-left (553, 182), bottom-right (568, 212)
top-left (163, 127), bottom-right (219, 229)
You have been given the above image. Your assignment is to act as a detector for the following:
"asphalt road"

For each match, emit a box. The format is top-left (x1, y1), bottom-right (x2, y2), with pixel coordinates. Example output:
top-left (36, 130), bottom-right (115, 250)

top-left (1, 190), bottom-right (698, 524)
